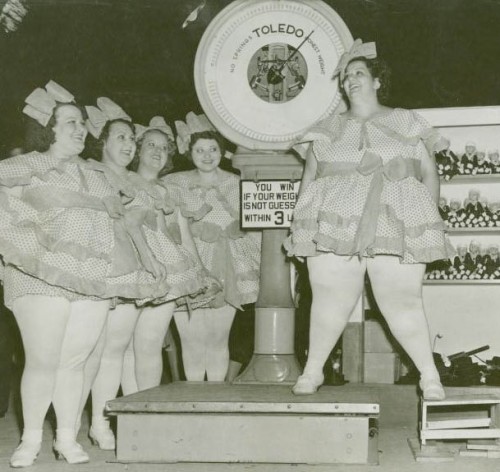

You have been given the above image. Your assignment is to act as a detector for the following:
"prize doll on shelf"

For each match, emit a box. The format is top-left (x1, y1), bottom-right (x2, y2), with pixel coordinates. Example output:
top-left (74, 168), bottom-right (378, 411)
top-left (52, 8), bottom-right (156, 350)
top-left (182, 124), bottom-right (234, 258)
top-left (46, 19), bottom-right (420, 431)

top-left (489, 149), bottom-right (500, 173)
top-left (469, 240), bottom-right (485, 274)
top-left (438, 197), bottom-right (450, 221)
top-left (476, 151), bottom-right (492, 174)
top-left (464, 189), bottom-right (485, 223)
top-left (484, 244), bottom-right (500, 278)
top-left (447, 198), bottom-right (466, 227)
top-left (488, 201), bottom-right (500, 227)
top-left (452, 243), bottom-right (475, 278)
top-left (461, 141), bottom-right (478, 175)
top-left (435, 144), bottom-right (459, 181)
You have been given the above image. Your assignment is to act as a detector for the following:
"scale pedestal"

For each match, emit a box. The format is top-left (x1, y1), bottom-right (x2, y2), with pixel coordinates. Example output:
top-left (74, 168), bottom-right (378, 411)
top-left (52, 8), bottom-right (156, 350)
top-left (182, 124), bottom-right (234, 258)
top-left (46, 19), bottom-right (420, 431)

top-left (232, 151), bottom-right (303, 384)
top-left (107, 382), bottom-right (379, 464)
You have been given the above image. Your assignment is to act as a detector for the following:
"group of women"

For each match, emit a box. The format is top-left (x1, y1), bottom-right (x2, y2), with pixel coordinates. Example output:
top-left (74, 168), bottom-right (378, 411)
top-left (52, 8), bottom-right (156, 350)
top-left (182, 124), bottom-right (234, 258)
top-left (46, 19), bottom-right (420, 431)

top-left (0, 82), bottom-right (261, 467)
top-left (1, 37), bottom-right (453, 468)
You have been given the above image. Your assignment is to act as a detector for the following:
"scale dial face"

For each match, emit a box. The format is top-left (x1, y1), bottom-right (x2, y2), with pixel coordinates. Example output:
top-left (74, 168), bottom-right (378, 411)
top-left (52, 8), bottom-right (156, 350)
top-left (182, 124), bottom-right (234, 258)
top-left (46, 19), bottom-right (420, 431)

top-left (194, 0), bottom-right (353, 150)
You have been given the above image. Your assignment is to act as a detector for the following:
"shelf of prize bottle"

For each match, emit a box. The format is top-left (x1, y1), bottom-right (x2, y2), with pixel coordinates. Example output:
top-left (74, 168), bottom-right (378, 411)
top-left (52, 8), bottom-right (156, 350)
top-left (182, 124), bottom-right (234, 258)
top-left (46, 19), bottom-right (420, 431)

top-left (440, 174), bottom-right (500, 184)
top-left (423, 278), bottom-right (500, 285)
top-left (445, 227), bottom-right (500, 235)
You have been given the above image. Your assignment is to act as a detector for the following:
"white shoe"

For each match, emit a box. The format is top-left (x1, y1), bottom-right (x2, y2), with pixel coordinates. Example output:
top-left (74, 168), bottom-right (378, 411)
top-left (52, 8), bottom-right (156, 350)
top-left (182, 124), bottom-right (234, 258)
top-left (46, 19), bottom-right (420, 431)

top-left (419, 377), bottom-right (446, 401)
top-left (292, 373), bottom-right (324, 395)
top-left (53, 439), bottom-right (89, 464)
top-left (89, 426), bottom-right (115, 451)
top-left (10, 441), bottom-right (41, 468)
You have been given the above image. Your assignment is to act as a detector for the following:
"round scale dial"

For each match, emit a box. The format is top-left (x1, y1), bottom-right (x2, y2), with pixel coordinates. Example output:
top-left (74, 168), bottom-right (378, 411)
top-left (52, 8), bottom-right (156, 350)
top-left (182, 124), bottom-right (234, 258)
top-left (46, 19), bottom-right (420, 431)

top-left (194, 0), bottom-right (353, 150)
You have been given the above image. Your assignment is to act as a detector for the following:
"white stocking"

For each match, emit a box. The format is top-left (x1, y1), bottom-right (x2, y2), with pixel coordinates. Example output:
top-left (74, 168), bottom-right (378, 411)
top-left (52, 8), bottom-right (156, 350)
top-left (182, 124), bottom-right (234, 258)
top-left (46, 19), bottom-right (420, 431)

top-left (133, 302), bottom-right (175, 390)
top-left (12, 296), bottom-right (71, 433)
top-left (303, 254), bottom-right (365, 377)
top-left (52, 299), bottom-right (109, 433)
top-left (174, 309), bottom-right (207, 381)
top-left (367, 256), bottom-right (440, 381)
top-left (90, 303), bottom-right (139, 429)
top-left (204, 305), bottom-right (236, 381)
top-left (121, 338), bottom-right (138, 396)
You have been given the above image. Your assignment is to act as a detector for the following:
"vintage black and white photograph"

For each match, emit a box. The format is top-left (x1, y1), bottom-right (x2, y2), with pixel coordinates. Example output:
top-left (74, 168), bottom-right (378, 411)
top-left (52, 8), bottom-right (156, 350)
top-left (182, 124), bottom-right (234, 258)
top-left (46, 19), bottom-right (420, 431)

top-left (1, 1), bottom-right (500, 471)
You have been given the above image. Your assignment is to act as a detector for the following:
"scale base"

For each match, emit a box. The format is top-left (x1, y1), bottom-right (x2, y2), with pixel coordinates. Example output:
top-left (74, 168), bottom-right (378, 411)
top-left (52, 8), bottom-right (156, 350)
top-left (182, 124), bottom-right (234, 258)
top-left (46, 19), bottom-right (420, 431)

top-left (233, 353), bottom-right (302, 385)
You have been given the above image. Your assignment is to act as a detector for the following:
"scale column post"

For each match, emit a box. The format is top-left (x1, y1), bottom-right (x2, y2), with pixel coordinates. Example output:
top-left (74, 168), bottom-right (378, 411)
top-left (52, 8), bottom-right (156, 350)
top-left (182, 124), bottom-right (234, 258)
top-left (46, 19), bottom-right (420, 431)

top-left (232, 151), bottom-right (303, 383)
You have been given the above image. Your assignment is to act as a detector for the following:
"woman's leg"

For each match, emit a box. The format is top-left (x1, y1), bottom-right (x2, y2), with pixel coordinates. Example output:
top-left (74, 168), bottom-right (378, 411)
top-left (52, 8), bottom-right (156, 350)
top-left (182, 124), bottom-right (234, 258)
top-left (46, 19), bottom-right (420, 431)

top-left (52, 299), bottom-right (109, 462)
top-left (77, 324), bottom-right (107, 435)
top-left (121, 338), bottom-right (139, 396)
top-left (295, 254), bottom-right (365, 393)
top-left (89, 303), bottom-right (139, 446)
top-left (367, 256), bottom-right (444, 399)
top-left (10, 296), bottom-right (71, 467)
top-left (133, 302), bottom-right (175, 390)
top-left (204, 305), bottom-right (236, 381)
top-left (174, 309), bottom-right (207, 381)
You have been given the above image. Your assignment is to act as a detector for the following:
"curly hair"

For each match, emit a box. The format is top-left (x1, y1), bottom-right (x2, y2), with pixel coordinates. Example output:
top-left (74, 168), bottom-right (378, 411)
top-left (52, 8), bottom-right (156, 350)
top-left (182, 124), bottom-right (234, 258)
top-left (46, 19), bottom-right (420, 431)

top-left (187, 130), bottom-right (226, 160)
top-left (24, 102), bottom-right (87, 153)
top-left (128, 128), bottom-right (175, 177)
top-left (85, 118), bottom-right (134, 161)
top-left (340, 56), bottom-right (392, 104)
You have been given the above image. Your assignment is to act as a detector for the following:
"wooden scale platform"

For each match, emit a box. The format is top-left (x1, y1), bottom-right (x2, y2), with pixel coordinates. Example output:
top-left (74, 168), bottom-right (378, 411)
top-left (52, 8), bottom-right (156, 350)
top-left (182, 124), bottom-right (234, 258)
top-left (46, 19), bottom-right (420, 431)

top-left (107, 382), bottom-right (380, 465)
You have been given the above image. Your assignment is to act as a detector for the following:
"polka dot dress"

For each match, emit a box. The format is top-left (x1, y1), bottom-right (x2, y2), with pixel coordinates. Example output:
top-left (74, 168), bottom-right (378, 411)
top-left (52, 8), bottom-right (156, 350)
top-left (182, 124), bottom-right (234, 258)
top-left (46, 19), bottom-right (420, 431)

top-left (284, 108), bottom-right (454, 263)
top-left (163, 170), bottom-right (261, 309)
top-left (125, 172), bottom-right (211, 305)
top-left (0, 152), bottom-right (174, 308)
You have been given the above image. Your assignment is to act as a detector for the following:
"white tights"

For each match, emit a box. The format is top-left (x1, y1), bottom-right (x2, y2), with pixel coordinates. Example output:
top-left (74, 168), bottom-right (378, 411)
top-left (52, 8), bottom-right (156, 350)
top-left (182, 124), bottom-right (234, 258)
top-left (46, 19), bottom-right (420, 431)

top-left (303, 254), bottom-right (439, 381)
top-left (174, 305), bottom-right (236, 381)
top-left (13, 295), bottom-right (109, 438)
top-left (121, 302), bottom-right (175, 395)
top-left (87, 304), bottom-right (140, 429)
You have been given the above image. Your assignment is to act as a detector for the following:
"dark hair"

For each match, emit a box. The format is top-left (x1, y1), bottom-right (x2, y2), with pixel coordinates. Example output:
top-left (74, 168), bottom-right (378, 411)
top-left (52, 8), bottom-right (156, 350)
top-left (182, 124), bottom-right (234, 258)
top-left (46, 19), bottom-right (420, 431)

top-left (341, 56), bottom-right (392, 104)
top-left (24, 102), bottom-right (87, 153)
top-left (128, 128), bottom-right (175, 177)
top-left (187, 130), bottom-right (226, 160)
top-left (85, 118), bottom-right (134, 161)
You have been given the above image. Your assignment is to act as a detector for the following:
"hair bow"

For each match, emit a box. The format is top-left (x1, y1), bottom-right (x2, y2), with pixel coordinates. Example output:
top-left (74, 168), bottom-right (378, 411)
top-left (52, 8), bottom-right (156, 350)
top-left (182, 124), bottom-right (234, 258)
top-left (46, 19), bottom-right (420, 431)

top-left (22, 80), bottom-right (75, 127)
top-left (85, 97), bottom-right (131, 138)
top-left (135, 116), bottom-right (174, 141)
top-left (174, 111), bottom-right (215, 155)
top-left (332, 39), bottom-right (377, 82)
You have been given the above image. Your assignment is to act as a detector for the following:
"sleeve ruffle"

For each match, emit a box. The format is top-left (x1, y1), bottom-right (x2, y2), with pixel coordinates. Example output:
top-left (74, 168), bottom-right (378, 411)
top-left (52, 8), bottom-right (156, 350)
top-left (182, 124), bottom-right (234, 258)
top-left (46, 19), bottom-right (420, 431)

top-left (371, 109), bottom-right (449, 155)
top-left (161, 174), bottom-right (213, 221)
top-left (0, 152), bottom-right (84, 187)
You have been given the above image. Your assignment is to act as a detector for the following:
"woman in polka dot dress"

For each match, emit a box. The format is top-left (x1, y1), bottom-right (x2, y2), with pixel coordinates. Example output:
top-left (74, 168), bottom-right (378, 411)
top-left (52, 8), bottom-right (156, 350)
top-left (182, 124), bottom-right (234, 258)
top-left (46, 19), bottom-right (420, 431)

top-left (164, 128), bottom-right (261, 382)
top-left (284, 40), bottom-right (453, 400)
top-left (0, 84), bottom-right (169, 468)
top-left (80, 112), bottom-right (214, 451)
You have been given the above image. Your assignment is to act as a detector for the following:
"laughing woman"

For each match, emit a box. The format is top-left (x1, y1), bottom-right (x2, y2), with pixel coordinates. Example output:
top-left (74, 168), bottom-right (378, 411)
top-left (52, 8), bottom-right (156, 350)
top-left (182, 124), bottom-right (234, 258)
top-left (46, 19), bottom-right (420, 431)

top-left (0, 84), bottom-right (165, 467)
top-left (164, 119), bottom-right (261, 382)
top-left (284, 40), bottom-right (453, 399)
top-left (83, 114), bottom-right (212, 450)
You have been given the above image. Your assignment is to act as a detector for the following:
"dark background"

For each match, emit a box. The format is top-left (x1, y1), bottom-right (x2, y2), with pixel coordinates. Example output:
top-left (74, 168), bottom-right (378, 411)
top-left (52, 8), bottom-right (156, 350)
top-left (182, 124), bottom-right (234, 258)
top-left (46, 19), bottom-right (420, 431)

top-left (1, 0), bottom-right (500, 153)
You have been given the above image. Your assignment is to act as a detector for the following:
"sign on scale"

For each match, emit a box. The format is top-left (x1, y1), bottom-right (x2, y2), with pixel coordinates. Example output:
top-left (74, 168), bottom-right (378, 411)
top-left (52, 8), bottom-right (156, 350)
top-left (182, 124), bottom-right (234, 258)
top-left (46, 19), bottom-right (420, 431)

top-left (240, 179), bottom-right (300, 229)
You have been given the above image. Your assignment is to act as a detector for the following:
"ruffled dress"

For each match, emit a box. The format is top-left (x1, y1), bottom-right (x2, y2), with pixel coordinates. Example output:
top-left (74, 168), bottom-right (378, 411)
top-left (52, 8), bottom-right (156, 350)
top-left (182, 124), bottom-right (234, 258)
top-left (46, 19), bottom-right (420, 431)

top-left (0, 152), bottom-right (172, 308)
top-left (284, 108), bottom-right (454, 263)
top-left (163, 170), bottom-right (261, 309)
top-left (125, 172), bottom-right (212, 305)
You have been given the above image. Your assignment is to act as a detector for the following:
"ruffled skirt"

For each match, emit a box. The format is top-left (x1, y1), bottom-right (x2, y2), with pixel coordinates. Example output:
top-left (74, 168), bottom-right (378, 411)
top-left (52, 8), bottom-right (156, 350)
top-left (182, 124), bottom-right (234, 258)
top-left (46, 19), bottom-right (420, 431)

top-left (284, 175), bottom-right (454, 263)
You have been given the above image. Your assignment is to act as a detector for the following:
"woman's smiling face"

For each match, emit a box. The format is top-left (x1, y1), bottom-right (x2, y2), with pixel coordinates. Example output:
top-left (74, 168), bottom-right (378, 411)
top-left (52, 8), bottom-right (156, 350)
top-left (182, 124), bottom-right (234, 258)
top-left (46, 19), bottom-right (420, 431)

top-left (191, 138), bottom-right (222, 174)
top-left (138, 130), bottom-right (169, 177)
top-left (51, 104), bottom-right (88, 155)
top-left (102, 121), bottom-right (136, 171)
top-left (343, 60), bottom-right (380, 101)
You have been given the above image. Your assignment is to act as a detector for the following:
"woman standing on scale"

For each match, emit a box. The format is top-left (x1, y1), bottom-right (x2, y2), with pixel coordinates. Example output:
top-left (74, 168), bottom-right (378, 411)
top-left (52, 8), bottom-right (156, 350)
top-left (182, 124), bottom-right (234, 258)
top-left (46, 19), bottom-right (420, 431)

top-left (285, 40), bottom-right (453, 400)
